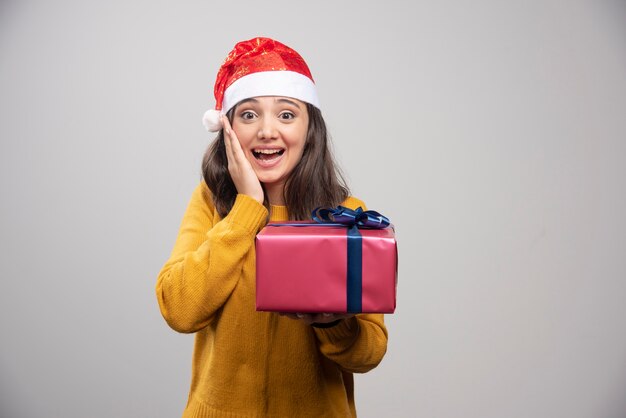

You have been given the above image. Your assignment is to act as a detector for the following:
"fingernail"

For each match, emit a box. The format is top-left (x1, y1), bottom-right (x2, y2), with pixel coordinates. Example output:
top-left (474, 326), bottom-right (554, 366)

top-left (296, 313), bottom-right (305, 318)
top-left (323, 313), bottom-right (332, 317)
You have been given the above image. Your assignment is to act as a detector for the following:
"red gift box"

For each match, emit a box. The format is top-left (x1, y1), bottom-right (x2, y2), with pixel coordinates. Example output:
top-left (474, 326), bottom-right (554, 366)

top-left (255, 222), bottom-right (397, 313)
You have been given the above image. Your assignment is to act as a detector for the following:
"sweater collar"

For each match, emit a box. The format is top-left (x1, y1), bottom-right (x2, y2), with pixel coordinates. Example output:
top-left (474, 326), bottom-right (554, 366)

top-left (269, 205), bottom-right (289, 222)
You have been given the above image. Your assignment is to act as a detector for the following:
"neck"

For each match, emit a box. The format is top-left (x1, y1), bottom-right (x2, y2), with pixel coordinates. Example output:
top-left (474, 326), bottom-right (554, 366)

top-left (265, 182), bottom-right (285, 206)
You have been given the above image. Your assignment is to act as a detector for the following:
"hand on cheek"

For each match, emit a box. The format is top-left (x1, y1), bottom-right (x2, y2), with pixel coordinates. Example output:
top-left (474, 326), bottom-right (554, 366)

top-left (222, 116), bottom-right (264, 204)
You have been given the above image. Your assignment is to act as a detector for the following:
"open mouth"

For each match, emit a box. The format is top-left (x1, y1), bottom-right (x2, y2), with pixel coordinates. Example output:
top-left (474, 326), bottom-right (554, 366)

top-left (252, 148), bottom-right (285, 161)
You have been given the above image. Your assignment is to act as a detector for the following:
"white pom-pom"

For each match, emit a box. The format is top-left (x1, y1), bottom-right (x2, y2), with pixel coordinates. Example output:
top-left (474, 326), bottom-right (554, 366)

top-left (202, 109), bottom-right (223, 132)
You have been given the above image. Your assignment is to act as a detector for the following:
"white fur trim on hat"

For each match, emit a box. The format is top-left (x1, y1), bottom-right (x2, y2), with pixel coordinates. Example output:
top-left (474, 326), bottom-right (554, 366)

top-left (222, 70), bottom-right (319, 114)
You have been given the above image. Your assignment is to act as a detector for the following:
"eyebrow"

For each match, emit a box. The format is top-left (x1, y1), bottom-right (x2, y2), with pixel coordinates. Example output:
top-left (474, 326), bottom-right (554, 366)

top-left (237, 98), bottom-right (260, 106)
top-left (275, 98), bottom-right (302, 109)
top-left (236, 97), bottom-right (302, 109)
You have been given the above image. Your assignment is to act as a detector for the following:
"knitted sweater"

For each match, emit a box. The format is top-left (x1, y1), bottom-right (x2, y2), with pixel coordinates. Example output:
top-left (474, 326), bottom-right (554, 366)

top-left (156, 181), bottom-right (388, 418)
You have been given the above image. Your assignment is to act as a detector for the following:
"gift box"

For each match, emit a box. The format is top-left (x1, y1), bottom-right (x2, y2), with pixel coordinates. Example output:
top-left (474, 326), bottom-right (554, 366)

top-left (255, 209), bottom-right (397, 314)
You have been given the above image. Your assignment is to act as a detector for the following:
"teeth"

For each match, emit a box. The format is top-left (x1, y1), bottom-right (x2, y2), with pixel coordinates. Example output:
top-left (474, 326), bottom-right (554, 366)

top-left (254, 149), bottom-right (282, 155)
top-left (254, 149), bottom-right (282, 154)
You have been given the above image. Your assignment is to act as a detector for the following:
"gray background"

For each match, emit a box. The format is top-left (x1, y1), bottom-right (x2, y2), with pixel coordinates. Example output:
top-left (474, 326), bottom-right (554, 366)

top-left (1, 0), bottom-right (625, 417)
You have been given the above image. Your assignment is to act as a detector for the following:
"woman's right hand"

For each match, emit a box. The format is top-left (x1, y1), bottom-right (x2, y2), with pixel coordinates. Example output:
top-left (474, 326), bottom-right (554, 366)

top-left (222, 116), bottom-right (264, 204)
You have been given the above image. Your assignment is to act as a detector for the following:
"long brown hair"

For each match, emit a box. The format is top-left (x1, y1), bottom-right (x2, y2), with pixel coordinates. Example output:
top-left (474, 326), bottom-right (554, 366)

top-left (202, 102), bottom-right (349, 220)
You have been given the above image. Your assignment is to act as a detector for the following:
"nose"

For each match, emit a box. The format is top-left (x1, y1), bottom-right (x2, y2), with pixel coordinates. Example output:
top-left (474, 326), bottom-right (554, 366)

top-left (257, 118), bottom-right (278, 140)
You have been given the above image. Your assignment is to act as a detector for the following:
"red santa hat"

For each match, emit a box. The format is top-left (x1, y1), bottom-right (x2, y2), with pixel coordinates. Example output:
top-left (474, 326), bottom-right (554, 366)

top-left (202, 37), bottom-right (320, 132)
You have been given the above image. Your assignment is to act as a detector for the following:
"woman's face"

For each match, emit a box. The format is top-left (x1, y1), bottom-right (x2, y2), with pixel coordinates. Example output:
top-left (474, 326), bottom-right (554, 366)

top-left (231, 96), bottom-right (309, 195)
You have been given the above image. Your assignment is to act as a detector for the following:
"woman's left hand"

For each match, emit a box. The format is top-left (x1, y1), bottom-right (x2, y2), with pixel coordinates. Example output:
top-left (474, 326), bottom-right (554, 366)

top-left (279, 312), bottom-right (354, 325)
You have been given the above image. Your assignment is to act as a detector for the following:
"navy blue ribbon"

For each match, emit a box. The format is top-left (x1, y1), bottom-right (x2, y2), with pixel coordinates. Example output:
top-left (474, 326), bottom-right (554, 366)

top-left (312, 206), bottom-right (390, 313)
top-left (311, 206), bottom-right (390, 229)
top-left (345, 225), bottom-right (362, 312)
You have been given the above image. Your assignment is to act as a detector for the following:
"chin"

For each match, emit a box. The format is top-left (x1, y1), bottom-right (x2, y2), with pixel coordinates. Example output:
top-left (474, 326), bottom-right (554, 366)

top-left (258, 173), bottom-right (290, 189)
top-left (255, 169), bottom-right (286, 184)
top-left (259, 177), bottom-right (282, 187)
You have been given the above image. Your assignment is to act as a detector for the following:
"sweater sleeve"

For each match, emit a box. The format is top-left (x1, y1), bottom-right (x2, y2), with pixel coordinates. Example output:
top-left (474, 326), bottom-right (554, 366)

top-left (156, 182), bottom-right (268, 333)
top-left (313, 314), bottom-right (388, 373)
top-left (313, 196), bottom-right (389, 373)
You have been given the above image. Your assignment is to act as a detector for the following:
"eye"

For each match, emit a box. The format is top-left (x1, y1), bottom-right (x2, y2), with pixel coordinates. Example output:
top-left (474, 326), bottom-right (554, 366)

top-left (279, 111), bottom-right (295, 120)
top-left (240, 111), bottom-right (256, 120)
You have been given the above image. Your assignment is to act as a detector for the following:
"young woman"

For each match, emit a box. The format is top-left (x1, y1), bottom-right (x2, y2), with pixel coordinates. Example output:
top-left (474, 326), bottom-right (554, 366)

top-left (156, 37), bottom-right (388, 417)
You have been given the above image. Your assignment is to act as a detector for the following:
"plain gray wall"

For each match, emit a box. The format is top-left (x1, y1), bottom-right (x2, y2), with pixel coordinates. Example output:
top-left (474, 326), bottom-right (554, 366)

top-left (1, 0), bottom-right (625, 417)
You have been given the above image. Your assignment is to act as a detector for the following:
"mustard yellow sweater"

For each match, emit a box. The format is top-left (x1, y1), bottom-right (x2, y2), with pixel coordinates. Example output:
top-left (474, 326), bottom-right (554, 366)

top-left (156, 181), bottom-right (388, 418)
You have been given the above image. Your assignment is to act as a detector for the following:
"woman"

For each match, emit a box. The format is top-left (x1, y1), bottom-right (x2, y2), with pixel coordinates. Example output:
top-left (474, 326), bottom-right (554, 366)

top-left (156, 37), bottom-right (388, 417)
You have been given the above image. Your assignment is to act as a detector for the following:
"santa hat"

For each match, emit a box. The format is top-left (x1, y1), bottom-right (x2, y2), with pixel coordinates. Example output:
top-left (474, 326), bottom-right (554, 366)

top-left (202, 37), bottom-right (320, 132)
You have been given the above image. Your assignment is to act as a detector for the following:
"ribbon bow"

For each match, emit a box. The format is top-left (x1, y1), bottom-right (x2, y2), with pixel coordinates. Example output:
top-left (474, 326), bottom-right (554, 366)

top-left (312, 206), bottom-right (390, 229)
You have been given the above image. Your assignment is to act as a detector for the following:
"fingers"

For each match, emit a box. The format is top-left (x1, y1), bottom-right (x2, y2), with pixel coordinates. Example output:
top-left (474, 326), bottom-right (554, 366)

top-left (221, 116), bottom-right (264, 203)
top-left (278, 313), bottom-right (301, 321)
top-left (297, 313), bottom-right (314, 324)
top-left (279, 313), bottom-right (314, 324)
top-left (223, 116), bottom-right (247, 172)
top-left (313, 313), bottom-right (354, 323)
top-left (222, 116), bottom-right (239, 165)
top-left (279, 312), bottom-right (354, 325)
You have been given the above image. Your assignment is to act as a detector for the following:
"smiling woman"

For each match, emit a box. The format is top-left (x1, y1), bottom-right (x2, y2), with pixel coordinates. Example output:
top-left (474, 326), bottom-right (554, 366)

top-left (156, 37), bottom-right (388, 418)
top-left (203, 94), bottom-right (348, 220)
